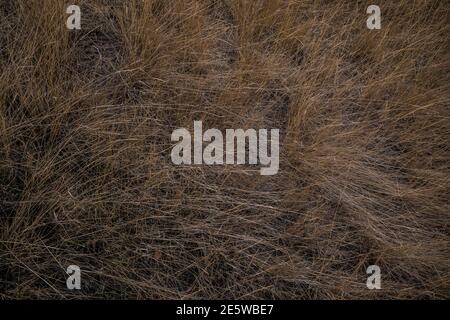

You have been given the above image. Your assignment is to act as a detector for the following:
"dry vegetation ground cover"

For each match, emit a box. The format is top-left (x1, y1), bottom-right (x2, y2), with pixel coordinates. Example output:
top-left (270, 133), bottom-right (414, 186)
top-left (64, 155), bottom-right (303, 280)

top-left (0, 0), bottom-right (449, 299)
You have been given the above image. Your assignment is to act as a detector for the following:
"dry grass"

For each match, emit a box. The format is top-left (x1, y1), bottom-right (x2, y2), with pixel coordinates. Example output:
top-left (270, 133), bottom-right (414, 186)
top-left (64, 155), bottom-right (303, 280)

top-left (0, 0), bottom-right (449, 299)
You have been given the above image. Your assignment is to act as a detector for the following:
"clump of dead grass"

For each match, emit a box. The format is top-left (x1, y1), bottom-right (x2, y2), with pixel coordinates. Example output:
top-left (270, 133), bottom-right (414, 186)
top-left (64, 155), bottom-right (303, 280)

top-left (0, 0), bottom-right (449, 299)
